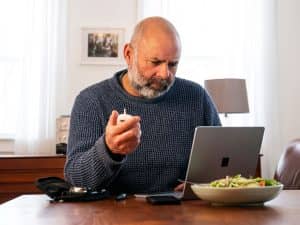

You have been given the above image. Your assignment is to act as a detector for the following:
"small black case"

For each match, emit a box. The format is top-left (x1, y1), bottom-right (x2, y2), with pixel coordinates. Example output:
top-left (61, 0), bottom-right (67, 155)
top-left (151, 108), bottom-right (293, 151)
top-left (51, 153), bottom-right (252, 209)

top-left (35, 177), bottom-right (110, 202)
top-left (146, 195), bottom-right (181, 205)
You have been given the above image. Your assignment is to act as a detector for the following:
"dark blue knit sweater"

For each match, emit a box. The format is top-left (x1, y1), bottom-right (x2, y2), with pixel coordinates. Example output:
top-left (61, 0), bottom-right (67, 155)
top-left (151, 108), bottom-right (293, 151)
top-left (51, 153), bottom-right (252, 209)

top-left (64, 70), bottom-right (221, 194)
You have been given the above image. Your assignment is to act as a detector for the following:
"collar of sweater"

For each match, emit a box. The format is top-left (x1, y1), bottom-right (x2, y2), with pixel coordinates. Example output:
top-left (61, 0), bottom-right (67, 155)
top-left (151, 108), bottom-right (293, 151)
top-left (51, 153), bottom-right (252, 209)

top-left (110, 69), bottom-right (176, 104)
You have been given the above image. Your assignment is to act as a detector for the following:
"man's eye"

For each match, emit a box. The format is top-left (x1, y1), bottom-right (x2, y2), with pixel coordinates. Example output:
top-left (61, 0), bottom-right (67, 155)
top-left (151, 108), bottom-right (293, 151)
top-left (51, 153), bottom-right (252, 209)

top-left (151, 61), bottom-right (161, 66)
top-left (168, 62), bottom-right (178, 67)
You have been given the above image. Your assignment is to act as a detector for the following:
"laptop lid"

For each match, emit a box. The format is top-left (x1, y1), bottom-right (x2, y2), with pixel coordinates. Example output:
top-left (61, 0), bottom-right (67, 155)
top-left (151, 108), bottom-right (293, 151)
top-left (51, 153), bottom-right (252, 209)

top-left (182, 126), bottom-right (265, 200)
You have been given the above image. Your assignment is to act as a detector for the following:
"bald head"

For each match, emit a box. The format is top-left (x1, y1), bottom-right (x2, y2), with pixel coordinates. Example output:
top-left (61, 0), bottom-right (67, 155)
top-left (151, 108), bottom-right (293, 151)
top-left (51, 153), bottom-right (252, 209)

top-left (130, 17), bottom-right (181, 50)
top-left (122, 17), bottom-right (181, 98)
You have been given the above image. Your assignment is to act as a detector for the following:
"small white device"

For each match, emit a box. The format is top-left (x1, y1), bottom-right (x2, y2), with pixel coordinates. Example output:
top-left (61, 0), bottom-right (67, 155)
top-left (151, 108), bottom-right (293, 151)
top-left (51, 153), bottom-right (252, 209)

top-left (117, 108), bottom-right (132, 124)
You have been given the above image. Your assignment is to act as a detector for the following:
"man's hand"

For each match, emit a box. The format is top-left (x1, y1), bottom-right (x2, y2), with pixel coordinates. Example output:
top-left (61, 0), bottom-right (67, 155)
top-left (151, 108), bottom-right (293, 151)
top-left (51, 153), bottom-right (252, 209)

top-left (174, 182), bottom-right (185, 192)
top-left (105, 110), bottom-right (141, 155)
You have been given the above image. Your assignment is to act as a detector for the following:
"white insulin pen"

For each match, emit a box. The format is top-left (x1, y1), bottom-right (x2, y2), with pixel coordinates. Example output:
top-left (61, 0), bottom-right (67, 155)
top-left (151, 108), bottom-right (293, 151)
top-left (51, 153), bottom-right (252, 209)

top-left (117, 108), bottom-right (132, 124)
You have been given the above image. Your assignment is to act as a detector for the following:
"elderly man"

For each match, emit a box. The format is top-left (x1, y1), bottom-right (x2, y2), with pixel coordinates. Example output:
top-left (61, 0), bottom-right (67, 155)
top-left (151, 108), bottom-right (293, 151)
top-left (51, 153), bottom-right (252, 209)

top-left (65, 17), bottom-right (220, 194)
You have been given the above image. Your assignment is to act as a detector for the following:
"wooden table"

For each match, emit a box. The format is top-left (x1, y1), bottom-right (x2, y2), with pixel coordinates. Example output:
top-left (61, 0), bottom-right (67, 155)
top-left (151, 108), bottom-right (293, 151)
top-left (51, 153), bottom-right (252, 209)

top-left (0, 191), bottom-right (299, 225)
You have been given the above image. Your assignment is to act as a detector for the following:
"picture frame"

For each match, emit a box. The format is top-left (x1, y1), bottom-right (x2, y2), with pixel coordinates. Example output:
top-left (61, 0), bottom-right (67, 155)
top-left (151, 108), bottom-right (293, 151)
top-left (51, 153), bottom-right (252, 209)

top-left (81, 27), bottom-right (125, 65)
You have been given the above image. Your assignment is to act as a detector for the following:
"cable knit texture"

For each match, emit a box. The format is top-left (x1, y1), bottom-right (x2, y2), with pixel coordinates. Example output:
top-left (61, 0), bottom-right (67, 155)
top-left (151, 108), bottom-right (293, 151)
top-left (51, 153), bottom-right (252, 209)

top-left (64, 69), bottom-right (221, 194)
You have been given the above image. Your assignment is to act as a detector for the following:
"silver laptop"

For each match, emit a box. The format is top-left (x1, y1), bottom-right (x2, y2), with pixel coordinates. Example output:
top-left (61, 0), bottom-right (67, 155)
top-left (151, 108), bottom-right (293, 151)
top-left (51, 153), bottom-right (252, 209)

top-left (136, 126), bottom-right (265, 200)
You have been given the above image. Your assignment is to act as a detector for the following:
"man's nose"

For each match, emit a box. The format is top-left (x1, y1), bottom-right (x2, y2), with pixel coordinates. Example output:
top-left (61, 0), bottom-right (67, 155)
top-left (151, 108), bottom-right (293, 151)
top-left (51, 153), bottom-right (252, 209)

top-left (157, 63), bottom-right (171, 79)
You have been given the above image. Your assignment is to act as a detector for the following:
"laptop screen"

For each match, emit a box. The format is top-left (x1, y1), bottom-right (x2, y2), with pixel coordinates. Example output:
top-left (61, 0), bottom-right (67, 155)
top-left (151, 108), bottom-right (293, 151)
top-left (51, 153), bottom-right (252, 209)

top-left (182, 126), bottom-right (264, 199)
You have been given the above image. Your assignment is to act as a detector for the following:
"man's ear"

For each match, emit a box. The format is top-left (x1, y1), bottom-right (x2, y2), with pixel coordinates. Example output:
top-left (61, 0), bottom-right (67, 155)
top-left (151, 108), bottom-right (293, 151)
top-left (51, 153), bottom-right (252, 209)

top-left (123, 43), bottom-right (134, 67)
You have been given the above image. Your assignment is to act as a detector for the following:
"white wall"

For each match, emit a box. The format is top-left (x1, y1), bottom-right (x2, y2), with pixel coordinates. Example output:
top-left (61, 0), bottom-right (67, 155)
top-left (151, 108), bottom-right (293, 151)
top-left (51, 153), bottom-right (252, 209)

top-left (57, 0), bottom-right (137, 116)
top-left (277, 0), bottom-right (300, 146)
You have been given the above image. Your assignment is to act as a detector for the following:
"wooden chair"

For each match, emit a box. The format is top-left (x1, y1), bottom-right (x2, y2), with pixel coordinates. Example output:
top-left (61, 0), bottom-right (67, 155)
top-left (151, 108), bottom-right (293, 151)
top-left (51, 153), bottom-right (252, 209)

top-left (274, 139), bottom-right (300, 189)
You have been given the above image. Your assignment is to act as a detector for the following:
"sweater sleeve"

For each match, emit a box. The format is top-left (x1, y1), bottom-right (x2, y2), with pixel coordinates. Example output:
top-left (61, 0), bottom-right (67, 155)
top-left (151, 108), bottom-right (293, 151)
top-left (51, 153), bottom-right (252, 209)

top-left (64, 92), bottom-right (126, 190)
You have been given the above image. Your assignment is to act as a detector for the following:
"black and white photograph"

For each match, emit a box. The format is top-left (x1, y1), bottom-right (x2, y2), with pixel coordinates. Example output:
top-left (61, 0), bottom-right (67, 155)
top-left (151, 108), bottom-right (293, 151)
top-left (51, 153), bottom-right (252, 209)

top-left (81, 28), bottom-right (124, 64)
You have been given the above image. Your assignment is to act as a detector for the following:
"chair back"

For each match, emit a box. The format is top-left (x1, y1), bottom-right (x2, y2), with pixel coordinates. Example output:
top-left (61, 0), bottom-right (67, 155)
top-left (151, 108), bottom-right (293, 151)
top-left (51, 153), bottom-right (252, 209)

top-left (274, 139), bottom-right (300, 189)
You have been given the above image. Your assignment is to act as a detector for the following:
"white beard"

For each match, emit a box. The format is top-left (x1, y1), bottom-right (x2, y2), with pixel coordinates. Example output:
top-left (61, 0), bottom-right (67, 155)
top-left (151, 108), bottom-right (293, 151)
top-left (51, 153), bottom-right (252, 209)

top-left (127, 60), bottom-right (175, 99)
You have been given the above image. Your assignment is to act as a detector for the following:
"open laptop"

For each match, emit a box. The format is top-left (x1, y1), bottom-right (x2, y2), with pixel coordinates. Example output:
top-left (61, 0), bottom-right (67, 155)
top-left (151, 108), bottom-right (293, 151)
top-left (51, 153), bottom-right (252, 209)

top-left (136, 126), bottom-right (265, 200)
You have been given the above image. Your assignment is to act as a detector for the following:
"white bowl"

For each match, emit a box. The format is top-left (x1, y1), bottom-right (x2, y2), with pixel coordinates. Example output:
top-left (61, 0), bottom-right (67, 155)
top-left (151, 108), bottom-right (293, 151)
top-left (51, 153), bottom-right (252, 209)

top-left (191, 184), bottom-right (283, 205)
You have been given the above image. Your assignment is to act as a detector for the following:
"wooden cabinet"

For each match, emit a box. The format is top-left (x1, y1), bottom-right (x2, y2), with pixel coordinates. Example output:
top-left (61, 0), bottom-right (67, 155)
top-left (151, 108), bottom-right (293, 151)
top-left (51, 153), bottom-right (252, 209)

top-left (0, 155), bottom-right (65, 204)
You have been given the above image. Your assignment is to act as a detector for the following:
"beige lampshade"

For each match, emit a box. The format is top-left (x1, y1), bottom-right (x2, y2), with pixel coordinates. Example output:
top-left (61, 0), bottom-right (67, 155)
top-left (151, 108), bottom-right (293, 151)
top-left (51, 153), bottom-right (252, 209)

top-left (204, 79), bottom-right (249, 114)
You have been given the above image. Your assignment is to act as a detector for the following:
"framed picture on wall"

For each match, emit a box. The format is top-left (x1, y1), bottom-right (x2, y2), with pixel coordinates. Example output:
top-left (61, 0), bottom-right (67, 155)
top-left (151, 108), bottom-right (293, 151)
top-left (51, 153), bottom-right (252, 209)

top-left (81, 27), bottom-right (125, 65)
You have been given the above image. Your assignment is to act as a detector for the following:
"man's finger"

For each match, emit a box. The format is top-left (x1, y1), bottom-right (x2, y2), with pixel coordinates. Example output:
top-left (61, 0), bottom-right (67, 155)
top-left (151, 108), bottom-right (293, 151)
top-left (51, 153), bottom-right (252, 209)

top-left (108, 110), bottom-right (119, 126)
top-left (174, 183), bottom-right (185, 192)
top-left (113, 116), bottom-right (140, 136)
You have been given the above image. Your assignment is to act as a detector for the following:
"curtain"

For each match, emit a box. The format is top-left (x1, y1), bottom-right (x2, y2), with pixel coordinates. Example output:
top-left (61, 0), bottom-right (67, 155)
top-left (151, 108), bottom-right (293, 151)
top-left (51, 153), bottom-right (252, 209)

top-left (139, 0), bottom-right (282, 178)
top-left (8, 0), bottom-right (67, 155)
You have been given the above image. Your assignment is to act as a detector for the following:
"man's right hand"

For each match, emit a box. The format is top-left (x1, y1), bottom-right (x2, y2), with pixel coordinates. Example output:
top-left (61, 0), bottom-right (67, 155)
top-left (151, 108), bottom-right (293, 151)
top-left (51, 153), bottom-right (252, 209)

top-left (105, 110), bottom-right (141, 155)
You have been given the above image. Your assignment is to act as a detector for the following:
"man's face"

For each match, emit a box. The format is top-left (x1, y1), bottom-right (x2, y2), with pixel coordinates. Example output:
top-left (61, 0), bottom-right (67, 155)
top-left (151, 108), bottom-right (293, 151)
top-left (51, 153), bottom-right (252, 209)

top-left (127, 35), bottom-right (181, 99)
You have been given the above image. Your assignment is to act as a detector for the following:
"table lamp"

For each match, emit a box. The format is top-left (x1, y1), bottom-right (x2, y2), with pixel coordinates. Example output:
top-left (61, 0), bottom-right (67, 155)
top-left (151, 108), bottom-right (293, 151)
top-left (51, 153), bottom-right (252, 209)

top-left (204, 78), bottom-right (249, 117)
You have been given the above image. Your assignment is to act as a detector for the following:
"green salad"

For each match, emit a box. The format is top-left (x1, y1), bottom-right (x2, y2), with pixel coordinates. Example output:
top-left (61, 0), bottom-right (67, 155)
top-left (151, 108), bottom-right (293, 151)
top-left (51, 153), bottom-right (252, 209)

top-left (210, 174), bottom-right (280, 188)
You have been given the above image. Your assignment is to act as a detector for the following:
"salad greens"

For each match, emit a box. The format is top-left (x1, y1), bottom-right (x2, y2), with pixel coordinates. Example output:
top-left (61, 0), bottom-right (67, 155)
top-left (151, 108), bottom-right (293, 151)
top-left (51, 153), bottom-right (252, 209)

top-left (210, 174), bottom-right (280, 188)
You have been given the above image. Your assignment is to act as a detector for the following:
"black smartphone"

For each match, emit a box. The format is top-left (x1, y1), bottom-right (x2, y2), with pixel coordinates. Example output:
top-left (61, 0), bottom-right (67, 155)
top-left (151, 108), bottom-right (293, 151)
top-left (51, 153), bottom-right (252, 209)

top-left (146, 195), bottom-right (181, 205)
